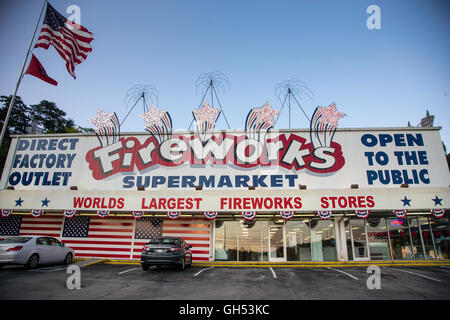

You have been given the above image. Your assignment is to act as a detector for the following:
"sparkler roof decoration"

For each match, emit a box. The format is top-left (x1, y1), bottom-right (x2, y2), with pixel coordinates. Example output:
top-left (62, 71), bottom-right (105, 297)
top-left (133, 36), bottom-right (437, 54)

top-left (189, 71), bottom-right (231, 131)
top-left (122, 84), bottom-right (159, 127)
top-left (274, 78), bottom-right (314, 128)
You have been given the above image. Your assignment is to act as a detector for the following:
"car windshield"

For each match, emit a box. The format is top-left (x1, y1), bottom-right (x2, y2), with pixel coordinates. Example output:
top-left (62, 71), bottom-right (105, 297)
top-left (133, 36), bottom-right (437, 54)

top-left (0, 237), bottom-right (32, 244)
top-left (148, 238), bottom-right (178, 245)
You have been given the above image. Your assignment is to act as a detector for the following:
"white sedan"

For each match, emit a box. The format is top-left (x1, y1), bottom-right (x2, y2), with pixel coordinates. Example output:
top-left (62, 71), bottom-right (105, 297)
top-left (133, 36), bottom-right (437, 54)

top-left (0, 236), bottom-right (75, 269)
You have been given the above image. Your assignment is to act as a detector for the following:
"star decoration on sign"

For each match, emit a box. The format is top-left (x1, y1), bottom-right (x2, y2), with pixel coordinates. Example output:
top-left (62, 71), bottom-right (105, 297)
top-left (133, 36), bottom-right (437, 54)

top-left (140, 105), bottom-right (166, 127)
top-left (253, 102), bottom-right (279, 126)
top-left (319, 103), bottom-right (346, 127)
top-left (15, 197), bottom-right (24, 207)
top-left (432, 196), bottom-right (443, 206)
top-left (401, 196), bottom-right (411, 207)
top-left (89, 109), bottom-right (115, 131)
top-left (193, 102), bottom-right (220, 125)
top-left (41, 197), bottom-right (50, 207)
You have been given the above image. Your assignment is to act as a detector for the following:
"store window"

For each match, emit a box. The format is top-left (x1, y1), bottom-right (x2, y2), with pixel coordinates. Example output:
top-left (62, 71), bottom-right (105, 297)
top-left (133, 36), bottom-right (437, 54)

top-left (214, 221), bottom-right (237, 261)
top-left (387, 217), bottom-right (414, 260)
top-left (349, 218), bottom-right (369, 260)
top-left (238, 220), bottom-right (268, 262)
top-left (418, 216), bottom-right (437, 259)
top-left (309, 219), bottom-right (336, 261)
top-left (408, 216), bottom-right (425, 259)
top-left (365, 216), bottom-right (390, 260)
top-left (286, 220), bottom-right (311, 261)
top-left (430, 216), bottom-right (450, 259)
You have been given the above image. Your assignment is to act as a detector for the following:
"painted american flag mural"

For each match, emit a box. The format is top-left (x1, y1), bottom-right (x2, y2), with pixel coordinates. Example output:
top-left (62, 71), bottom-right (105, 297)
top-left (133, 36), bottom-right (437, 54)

top-left (0, 215), bottom-right (211, 262)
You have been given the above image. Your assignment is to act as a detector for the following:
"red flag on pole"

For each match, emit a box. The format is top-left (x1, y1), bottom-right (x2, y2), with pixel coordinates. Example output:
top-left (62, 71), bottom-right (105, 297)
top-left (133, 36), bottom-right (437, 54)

top-left (34, 3), bottom-right (94, 79)
top-left (25, 54), bottom-right (58, 86)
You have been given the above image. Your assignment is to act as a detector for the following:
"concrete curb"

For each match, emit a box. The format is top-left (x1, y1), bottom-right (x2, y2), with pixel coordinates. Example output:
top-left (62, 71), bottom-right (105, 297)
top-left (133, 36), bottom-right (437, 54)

top-left (76, 258), bottom-right (450, 268)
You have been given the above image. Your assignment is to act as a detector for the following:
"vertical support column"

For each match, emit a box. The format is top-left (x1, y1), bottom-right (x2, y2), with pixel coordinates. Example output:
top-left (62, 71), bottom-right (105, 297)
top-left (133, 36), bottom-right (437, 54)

top-left (334, 217), bottom-right (349, 262)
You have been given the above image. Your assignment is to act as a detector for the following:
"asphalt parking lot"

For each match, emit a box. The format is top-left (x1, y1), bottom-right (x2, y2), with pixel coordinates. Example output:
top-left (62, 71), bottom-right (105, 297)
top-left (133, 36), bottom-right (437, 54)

top-left (0, 262), bottom-right (449, 300)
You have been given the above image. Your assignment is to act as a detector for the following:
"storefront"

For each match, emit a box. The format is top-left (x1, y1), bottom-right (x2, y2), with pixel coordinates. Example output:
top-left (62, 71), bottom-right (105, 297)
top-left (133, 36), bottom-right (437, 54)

top-left (0, 125), bottom-right (449, 262)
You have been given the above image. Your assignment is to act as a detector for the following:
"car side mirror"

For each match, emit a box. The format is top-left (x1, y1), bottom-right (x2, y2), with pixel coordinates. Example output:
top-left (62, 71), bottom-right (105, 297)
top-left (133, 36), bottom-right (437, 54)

top-left (61, 243), bottom-right (65, 247)
top-left (188, 245), bottom-right (192, 249)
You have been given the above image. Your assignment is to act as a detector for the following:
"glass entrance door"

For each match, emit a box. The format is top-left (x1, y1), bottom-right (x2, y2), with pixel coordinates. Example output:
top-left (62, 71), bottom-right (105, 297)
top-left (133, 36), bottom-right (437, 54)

top-left (268, 224), bottom-right (286, 262)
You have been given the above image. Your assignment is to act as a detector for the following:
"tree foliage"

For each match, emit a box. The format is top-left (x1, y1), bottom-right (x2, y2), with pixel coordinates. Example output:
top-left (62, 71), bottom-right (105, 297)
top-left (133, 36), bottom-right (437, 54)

top-left (0, 95), bottom-right (92, 175)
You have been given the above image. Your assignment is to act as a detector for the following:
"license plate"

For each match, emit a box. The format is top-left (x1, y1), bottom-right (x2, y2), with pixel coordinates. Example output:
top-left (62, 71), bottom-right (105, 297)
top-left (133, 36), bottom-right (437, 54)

top-left (156, 249), bottom-right (164, 253)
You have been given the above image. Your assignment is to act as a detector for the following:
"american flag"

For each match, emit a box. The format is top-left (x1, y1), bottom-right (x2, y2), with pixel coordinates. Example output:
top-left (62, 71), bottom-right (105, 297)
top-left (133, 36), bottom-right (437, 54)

top-left (19, 215), bottom-right (63, 238)
top-left (0, 215), bottom-right (212, 261)
top-left (0, 215), bottom-right (23, 237)
top-left (132, 218), bottom-right (212, 261)
top-left (34, 3), bottom-right (94, 79)
top-left (62, 216), bottom-right (134, 259)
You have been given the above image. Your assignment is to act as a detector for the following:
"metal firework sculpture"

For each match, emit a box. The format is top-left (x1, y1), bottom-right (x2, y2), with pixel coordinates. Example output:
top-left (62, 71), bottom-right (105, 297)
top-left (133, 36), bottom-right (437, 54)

top-left (274, 78), bottom-right (314, 128)
top-left (310, 103), bottom-right (346, 149)
top-left (89, 108), bottom-right (121, 147)
top-left (190, 71), bottom-right (231, 141)
top-left (244, 101), bottom-right (279, 142)
top-left (140, 105), bottom-right (173, 144)
top-left (123, 84), bottom-right (172, 144)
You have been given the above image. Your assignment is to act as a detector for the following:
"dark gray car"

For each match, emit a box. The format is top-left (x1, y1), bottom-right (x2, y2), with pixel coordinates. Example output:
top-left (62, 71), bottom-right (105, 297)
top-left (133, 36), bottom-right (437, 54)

top-left (140, 237), bottom-right (192, 271)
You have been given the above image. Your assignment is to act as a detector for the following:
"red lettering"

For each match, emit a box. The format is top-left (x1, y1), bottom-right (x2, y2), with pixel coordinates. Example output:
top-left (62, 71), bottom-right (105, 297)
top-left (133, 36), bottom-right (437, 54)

top-left (357, 196), bottom-right (366, 207)
top-left (243, 198), bottom-right (251, 210)
top-left (321, 197), bottom-right (329, 209)
top-left (251, 197), bottom-right (264, 209)
top-left (158, 198), bottom-right (167, 209)
top-left (283, 197), bottom-right (293, 209)
top-left (294, 197), bottom-right (302, 209)
top-left (220, 198), bottom-right (227, 210)
top-left (274, 197), bottom-right (283, 209)
top-left (348, 196), bottom-right (357, 208)
top-left (73, 197), bottom-right (84, 208)
top-left (93, 197), bottom-right (101, 208)
top-left (117, 197), bottom-right (124, 209)
top-left (193, 198), bottom-right (202, 209)
top-left (167, 198), bottom-right (176, 210)
top-left (367, 196), bottom-right (375, 208)
top-left (338, 197), bottom-right (347, 208)
top-left (185, 198), bottom-right (193, 209)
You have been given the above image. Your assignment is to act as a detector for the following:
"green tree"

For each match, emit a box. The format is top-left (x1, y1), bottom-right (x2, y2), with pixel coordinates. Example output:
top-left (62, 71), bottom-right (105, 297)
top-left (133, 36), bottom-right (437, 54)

top-left (29, 100), bottom-right (73, 134)
top-left (0, 96), bottom-right (92, 176)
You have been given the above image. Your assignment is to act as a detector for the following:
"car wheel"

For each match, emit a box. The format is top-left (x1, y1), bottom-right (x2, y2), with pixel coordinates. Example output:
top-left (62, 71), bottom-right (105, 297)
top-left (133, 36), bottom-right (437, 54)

top-left (142, 264), bottom-right (150, 271)
top-left (26, 254), bottom-right (39, 269)
top-left (63, 253), bottom-right (73, 265)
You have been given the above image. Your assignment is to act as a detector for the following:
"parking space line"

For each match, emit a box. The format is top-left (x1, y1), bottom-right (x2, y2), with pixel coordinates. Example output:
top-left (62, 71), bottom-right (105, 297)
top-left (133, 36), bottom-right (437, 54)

top-left (118, 267), bottom-right (140, 275)
top-left (28, 266), bottom-right (67, 272)
top-left (387, 267), bottom-right (441, 282)
top-left (327, 267), bottom-right (359, 280)
top-left (194, 267), bottom-right (214, 277)
top-left (269, 267), bottom-right (277, 278)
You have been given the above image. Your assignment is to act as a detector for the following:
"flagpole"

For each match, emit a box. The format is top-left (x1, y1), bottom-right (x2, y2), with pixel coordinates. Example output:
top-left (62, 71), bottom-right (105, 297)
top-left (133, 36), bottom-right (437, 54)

top-left (0, 0), bottom-right (47, 148)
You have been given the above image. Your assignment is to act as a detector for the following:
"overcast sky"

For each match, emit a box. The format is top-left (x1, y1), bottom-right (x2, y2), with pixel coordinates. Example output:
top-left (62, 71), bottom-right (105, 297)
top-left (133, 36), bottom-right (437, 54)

top-left (0, 0), bottom-right (449, 147)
